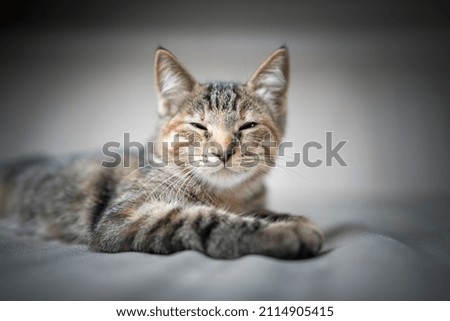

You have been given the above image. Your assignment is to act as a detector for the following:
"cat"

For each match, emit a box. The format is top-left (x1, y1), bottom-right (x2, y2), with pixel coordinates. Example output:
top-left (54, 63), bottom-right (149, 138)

top-left (0, 47), bottom-right (323, 259)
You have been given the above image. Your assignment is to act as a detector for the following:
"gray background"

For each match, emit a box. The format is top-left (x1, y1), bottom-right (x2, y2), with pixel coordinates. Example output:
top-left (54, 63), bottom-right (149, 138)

top-left (0, 0), bottom-right (449, 300)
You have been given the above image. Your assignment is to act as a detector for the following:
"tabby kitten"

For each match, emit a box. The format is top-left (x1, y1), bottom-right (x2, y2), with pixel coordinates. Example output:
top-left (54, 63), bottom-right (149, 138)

top-left (0, 47), bottom-right (323, 259)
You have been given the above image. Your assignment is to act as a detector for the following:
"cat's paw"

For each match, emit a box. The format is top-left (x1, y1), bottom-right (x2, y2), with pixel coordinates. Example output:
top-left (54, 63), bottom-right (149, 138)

top-left (294, 218), bottom-right (323, 258)
top-left (257, 218), bottom-right (323, 259)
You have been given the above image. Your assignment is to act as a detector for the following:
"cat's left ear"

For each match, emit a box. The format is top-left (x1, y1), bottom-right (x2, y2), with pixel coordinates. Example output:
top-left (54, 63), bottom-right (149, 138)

top-left (154, 48), bottom-right (197, 117)
top-left (247, 47), bottom-right (289, 130)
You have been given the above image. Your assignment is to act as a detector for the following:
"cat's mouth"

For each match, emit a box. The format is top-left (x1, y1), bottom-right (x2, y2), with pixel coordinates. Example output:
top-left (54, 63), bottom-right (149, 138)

top-left (213, 166), bottom-right (238, 174)
top-left (204, 164), bottom-right (235, 175)
top-left (188, 153), bottom-right (259, 188)
top-left (198, 167), bottom-right (253, 189)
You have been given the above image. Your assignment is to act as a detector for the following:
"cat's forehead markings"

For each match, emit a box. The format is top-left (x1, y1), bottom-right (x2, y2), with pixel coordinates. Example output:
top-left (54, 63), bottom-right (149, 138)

top-left (206, 82), bottom-right (238, 111)
top-left (188, 101), bottom-right (206, 119)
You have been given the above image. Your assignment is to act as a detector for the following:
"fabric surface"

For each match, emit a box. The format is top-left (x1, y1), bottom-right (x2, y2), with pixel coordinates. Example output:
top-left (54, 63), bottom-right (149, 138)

top-left (1, 197), bottom-right (449, 300)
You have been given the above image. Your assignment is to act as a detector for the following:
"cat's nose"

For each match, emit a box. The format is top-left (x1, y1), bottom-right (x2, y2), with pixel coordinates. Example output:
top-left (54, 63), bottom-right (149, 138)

top-left (212, 145), bottom-right (236, 163)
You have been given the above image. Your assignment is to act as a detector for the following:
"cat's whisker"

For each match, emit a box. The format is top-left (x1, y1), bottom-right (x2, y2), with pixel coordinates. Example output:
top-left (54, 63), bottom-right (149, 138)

top-left (137, 171), bottom-right (173, 196)
top-left (139, 167), bottom-right (187, 199)
top-left (191, 169), bottom-right (215, 204)
top-left (259, 164), bottom-right (308, 190)
top-left (172, 169), bottom-right (196, 202)
top-left (121, 163), bottom-right (152, 180)
top-left (149, 169), bottom-right (191, 201)
top-left (253, 157), bottom-right (303, 181)
top-left (155, 168), bottom-right (195, 203)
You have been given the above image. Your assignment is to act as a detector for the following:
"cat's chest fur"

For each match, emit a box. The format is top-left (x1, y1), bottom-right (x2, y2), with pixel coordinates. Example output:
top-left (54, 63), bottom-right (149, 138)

top-left (202, 182), bottom-right (266, 214)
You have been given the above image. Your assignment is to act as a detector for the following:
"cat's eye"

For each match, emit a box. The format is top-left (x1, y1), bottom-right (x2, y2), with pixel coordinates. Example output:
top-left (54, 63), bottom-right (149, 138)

top-left (238, 122), bottom-right (258, 131)
top-left (189, 122), bottom-right (208, 131)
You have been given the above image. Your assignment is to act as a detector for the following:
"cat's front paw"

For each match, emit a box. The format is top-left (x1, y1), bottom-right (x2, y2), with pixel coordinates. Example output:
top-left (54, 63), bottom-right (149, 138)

top-left (256, 218), bottom-right (323, 259)
top-left (294, 218), bottom-right (323, 258)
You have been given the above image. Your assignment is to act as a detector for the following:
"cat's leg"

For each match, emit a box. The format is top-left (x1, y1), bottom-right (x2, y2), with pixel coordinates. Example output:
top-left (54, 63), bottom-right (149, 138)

top-left (89, 201), bottom-right (322, 259)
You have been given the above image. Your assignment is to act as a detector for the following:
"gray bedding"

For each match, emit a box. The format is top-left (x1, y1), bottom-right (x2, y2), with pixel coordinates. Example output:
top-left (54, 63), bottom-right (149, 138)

top-left (1, 197), bottom-right (449, 300)
top-left (1, 1), bottom-right (449, 301)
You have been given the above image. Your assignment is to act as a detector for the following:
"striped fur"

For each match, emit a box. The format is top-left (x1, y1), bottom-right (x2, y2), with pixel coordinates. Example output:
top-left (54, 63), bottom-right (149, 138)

top-left (0, 47), bottom-right (323, 259)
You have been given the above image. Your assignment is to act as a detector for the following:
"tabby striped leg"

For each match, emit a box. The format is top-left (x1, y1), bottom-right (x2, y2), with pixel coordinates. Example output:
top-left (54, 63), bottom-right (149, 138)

top-left (90, 201), bottom-right (323, 259)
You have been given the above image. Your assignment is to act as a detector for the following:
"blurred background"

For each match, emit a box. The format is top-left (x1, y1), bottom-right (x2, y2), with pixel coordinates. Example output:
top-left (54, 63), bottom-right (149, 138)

top-left (1, 0), bottom-right (449, 203)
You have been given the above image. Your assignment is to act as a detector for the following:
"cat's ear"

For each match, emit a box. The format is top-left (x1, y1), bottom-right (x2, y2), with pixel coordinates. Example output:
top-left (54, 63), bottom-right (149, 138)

top-left (247, 47), bottom-right (289, 128)
top-left (154, 48), bottom-right (197, 117)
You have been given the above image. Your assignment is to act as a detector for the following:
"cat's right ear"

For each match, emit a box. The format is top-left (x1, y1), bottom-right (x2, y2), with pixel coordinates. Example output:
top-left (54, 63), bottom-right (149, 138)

top-left (154, 48), bottom-right (196, 117)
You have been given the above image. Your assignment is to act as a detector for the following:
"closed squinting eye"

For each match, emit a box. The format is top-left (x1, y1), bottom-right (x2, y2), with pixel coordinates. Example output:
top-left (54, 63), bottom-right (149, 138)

top-left (238, 122), bottom-right (258, 131)
top-left (189, 122), bottom-right (208, 131)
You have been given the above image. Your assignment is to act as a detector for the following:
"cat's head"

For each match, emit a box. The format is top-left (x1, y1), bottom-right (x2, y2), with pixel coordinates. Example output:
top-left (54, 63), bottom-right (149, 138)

top-left (153, 47), bottom-right (289, 189)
